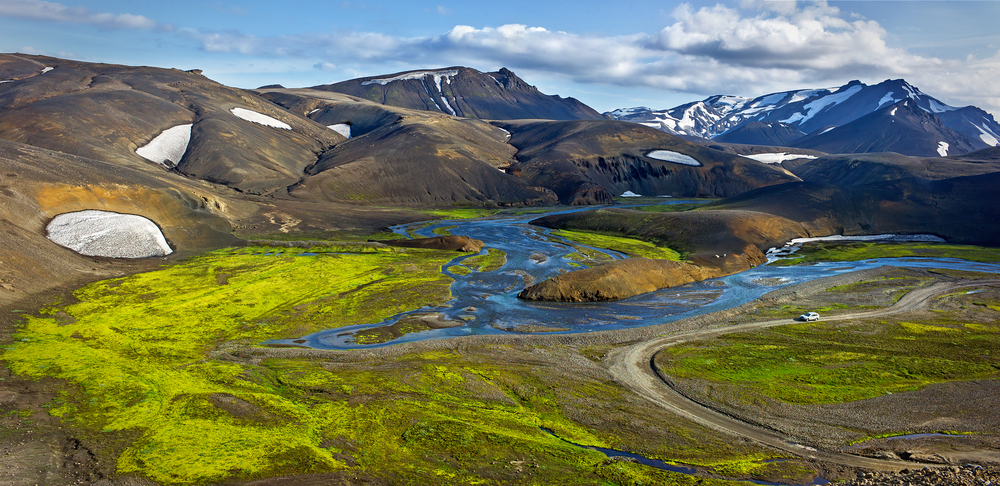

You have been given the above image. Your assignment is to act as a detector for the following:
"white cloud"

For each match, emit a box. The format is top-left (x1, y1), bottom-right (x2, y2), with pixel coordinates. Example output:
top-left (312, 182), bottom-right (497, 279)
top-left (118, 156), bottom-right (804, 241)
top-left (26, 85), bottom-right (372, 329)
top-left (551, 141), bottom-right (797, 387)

top-left (177, 2), bottom-right (1000, 116)
top-left (0, 0), bottom-right (171, 30)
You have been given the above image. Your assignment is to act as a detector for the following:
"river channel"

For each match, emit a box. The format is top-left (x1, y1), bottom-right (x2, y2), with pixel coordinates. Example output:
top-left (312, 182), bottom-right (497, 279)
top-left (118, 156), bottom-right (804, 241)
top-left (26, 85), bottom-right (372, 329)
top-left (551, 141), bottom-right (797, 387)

top-left (269, 203), bottom-right (1000, 349)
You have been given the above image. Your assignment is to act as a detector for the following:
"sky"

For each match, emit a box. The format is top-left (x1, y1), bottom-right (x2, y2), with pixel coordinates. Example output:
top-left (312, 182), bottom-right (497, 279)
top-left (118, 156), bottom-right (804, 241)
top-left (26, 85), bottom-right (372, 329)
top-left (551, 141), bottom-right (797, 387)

top-left (2, 0), bottom-right (1000, 117)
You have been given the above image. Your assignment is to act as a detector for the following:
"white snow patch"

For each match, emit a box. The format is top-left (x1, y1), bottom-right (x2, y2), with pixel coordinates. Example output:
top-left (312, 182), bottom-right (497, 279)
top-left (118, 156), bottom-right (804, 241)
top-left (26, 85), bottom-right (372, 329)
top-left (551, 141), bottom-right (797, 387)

top-left (788, 89), bottom-right (830, 104)
top-left (789, 234), bottom-right (946, 245)
top-left (487, 75), bottom-right (502, 88)
top-left (756, 93), bottom-right (786, 106)
top-left (41, 66), bottom-right (53, 74)
top-left (937, 141), bottom-right (950, 157)
top-left (620, 191), bottom-right (642, 197)
top-left (308, 109), bottom-right (320, 115)
top-left (646, 150), bottom-right (701, 166)
top-left (46, 210), bottom-right (172, 258)
top-left (820, 126), bottom-right (837, 134)
top-left (0, 80), bottom-right (11, 84)
top-left (780, 85), bottom-right (863, 125)
top-left (136, 124), bottom-right (192, 168)
top-left (230, 107), bottom-right (291, 130)
top-left (877, 92), bottom-right (896, 109)
top-left (439, 95), bottom-right (457, 116)
top-left (975, 123), bottom-right (999, 146)
top-left (927, 99), bottom-right (954, 113)
top-left (744, 152), bottom-right (818, 164)
top-left (328, 124), bottom-right (351, 138)
top-left (362, 69), bottom-right (459, 86)
top-left (890, 107), bottom-right (898, 116)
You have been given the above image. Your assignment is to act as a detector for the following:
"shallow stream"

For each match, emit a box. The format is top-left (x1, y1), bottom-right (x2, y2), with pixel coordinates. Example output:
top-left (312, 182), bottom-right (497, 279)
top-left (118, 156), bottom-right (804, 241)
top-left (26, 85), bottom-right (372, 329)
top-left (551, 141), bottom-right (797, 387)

top-left (269, 204), bottom-right (1000, 349)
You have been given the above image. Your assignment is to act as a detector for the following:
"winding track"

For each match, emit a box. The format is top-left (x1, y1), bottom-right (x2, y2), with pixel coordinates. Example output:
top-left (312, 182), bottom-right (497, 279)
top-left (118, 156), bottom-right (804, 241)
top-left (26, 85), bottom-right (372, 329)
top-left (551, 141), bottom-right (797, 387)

top-left (605, 280), bottom-right (1000, 470)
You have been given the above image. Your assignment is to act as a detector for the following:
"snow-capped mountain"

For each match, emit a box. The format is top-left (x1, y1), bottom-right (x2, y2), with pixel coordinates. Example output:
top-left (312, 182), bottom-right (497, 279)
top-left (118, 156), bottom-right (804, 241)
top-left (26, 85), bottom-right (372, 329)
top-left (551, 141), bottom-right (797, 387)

top-left (314, 67), bottom-right (605, 121)
top-left (608, 79), bottom-right (1000, 154)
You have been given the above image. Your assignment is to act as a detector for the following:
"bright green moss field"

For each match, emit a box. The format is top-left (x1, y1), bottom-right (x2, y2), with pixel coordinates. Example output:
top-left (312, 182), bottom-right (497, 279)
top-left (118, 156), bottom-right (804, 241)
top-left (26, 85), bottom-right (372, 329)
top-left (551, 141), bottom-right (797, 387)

top-left (771, 242), bottom-right (1000, 266)
top-left (2, 246), bottom-right (456, 483)
top-left (552, 229), bottom-right (681, 261)
top-left (462, 248), bottom-right (508, 272)
top-left (657, 314), bottom-right (1000, 405)
top-left (3, 245), bottom-right (809, 484)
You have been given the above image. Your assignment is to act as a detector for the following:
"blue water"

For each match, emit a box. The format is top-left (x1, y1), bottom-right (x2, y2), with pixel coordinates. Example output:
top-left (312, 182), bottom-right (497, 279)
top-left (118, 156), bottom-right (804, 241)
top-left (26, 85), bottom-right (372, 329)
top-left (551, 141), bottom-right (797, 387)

top-left (267, 205), bottom-right (1000, 349)
top-left (542, 428), bottom-right (830, 486)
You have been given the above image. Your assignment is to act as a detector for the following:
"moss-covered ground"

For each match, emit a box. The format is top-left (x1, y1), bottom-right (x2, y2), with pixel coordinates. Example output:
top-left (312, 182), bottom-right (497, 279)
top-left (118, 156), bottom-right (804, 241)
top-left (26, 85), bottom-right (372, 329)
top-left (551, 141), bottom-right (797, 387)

top-left (552, 229), bottom-right (681, 261)
top-left (420, 208), bottom-right (501, 220)
top-left (462, 248), bottom-right (508, 272)
top-left (771, 241), bottom-right (1000, 266)
top-left (657, 285), bottom-right (1000, 405)
top-left (1, 244), bottom-right (806, 485)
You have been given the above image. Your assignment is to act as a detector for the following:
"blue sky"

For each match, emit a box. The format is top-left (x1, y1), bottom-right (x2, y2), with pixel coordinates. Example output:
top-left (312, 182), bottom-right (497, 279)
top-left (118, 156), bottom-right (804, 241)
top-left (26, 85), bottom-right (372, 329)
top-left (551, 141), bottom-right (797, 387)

top-left (3, 0), bottom-right (999, 116)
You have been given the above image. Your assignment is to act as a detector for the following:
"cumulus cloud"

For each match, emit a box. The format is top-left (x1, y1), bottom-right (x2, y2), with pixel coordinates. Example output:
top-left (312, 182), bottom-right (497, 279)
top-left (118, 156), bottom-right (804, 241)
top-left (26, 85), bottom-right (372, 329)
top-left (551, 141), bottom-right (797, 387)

top-left (178, 1), bottom-right (1000, 114)
top-left (0, 0), bottom-right (171, 30)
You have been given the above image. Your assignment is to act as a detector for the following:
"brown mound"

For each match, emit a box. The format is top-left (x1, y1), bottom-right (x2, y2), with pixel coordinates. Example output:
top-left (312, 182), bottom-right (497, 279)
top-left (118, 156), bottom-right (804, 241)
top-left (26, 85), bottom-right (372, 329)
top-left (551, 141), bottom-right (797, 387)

top-left (382, 235), bottom-right (485, 252)
top-left (521, 208), bottom-right (809, 301)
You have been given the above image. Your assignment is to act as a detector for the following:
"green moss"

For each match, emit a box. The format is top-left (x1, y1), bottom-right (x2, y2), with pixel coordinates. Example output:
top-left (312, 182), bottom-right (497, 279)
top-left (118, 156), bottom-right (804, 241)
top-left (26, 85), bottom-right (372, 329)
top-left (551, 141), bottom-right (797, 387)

top-left (633, 203), bottom-right (705, 213)
top-left (771, 242), bottom-right (1000, 266)
top-left (420, 208), bottom-right (500, 220)
top-left (431, 225), bottom-right (457, 236)
top-left (448, 265), bottom-right (472, 276)
top-left (657, 315), bottom-right (1000, 405)
top-left (462, 248), bottom-right (508, 272)
top-left (2, 246), bottom-right (457, 483)
top-left (552, 229), bottom-right (681, 261)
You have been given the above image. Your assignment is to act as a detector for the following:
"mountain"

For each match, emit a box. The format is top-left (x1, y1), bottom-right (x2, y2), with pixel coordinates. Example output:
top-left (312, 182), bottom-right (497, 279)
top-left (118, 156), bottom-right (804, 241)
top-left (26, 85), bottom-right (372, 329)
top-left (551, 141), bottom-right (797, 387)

top-left (790, 100), bottom-right (980, 157)
top-left (713, 121), bottom-right (806, 146)
top-left (312, 67), bottom-right (605, 121)
top-left (608, 79), bottom-right (1000, 155)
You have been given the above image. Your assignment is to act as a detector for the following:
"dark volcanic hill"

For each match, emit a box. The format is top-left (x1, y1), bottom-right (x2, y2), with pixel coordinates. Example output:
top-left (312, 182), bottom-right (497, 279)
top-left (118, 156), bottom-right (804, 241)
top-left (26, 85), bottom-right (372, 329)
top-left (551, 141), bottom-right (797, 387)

top-left (497, 120), bottom-right (800, 204)
top-left (791, 100), bottom-right (979, 157)
top-left (312, 67), bottom-right (605, 120)
top-left (788, 152), bottom-right (1000, 186)
top-left (706, 172), bottom-right (1000, 246)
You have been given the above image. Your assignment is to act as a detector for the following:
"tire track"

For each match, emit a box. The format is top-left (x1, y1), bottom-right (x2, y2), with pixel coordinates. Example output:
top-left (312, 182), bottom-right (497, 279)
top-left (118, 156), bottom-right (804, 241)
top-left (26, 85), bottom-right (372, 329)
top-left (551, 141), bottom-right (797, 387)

top-left (605, 280), bottom-right (1000, 470)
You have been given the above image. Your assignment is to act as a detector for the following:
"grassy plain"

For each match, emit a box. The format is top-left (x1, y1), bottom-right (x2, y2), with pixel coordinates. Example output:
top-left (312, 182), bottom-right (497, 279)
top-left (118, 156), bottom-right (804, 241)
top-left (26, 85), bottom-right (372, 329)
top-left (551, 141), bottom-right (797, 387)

top-left (772, 242), bottom-right (1000, 266)
top-left (552, 229), bottom-right (682, 261)
top-left (657, 284), bottom-right (1000, 405)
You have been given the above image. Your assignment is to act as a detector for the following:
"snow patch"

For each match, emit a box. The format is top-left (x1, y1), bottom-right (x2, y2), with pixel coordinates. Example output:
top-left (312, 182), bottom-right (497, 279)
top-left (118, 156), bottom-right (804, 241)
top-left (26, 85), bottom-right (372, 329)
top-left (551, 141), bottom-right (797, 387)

top-left (362, 69), bottom-right (459, 86)
top-left (744, 152), bottom-right (818, 164)
top-left (136, 124), bottom-right (192, 168)
top-left (646, 150), bottom-right (701, 166)
top-left (41, 66), bottom-right (53, 74)
top-left (788, 234), bottom-right (946, 246)
top-left (780, 85), bottom-right (863, 126)
top-left (756, 93), bottom-right (786, 106)
top-left (0, 80), bottom-right (11, 84)
top-left (328, 124), bottom-right (351, 138)
top-left (820, 126), bottom-right (837, 134)
top-left (46, 210), bottom-right (173, 258)
top-left (230, 107), bottom-right (291, 130)
top-left (927, 99), bottom-right (954, 113)
top-left (937, 141), bottom-right (949, 157)
top-left (620, 191), bottom-right (642, 197)
top-left (877, 92), bottom-right (896, 109)
top-left (308, 109), bottom-right (320, 115)
top-left (974, 123), bottom-right (999, 146)
top-left (788, 89), bottom-right (830, 104)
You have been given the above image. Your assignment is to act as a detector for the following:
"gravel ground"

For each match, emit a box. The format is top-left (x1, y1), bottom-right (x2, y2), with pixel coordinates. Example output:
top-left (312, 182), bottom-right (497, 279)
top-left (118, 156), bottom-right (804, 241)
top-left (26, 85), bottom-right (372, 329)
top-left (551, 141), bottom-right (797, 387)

top-left (845, 463), bottom-right (1000, 486)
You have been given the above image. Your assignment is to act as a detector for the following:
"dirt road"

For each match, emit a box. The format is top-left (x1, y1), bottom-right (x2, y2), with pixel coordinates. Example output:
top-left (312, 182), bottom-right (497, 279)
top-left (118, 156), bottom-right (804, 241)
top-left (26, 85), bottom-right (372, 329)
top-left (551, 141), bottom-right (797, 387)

top-left (605, 280), bottom-right (1000, 471)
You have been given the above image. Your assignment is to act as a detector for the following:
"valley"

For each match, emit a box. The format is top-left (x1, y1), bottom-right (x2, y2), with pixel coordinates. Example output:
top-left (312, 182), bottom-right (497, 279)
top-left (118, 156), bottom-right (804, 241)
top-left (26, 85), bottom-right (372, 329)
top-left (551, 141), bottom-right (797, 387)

top-left (0, 52), bottom-right (998, 485)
